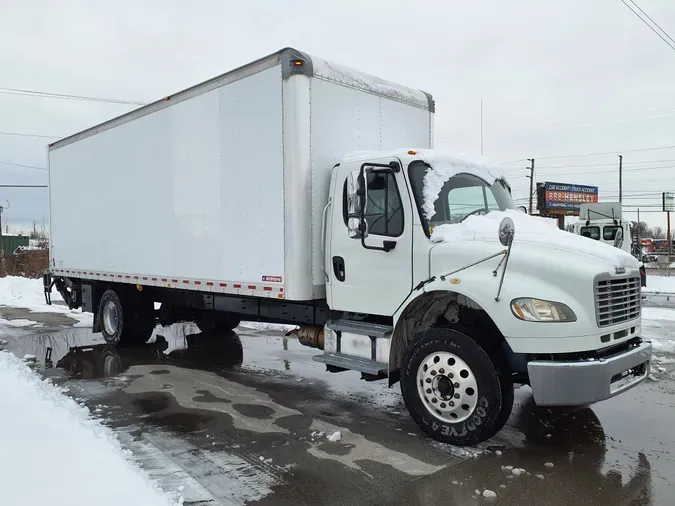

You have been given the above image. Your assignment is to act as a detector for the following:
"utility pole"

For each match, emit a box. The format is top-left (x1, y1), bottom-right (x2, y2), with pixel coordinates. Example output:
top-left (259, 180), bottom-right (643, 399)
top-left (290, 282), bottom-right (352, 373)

top-left (637, 208), bottom-right (641, 259)
top-left (480, 99), bottom-right (484, 156)
top-left (618, 154), bottom-right (623, 203)
top-left (527, 158), bottom-right (535, 215)
top-left (0, 203), bottom-right (5, 277)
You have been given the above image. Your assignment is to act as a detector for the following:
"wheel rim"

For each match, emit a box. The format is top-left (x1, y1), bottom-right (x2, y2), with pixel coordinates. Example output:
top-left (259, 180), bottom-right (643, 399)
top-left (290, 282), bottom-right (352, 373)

top-left (416, 351), bottom-right (478, 424)
top-left (102, 300), bottom-right (119, 336)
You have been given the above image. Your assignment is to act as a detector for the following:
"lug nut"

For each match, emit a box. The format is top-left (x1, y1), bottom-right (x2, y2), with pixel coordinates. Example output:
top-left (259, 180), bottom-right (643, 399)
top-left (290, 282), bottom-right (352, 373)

top-left (439, 368), bottom-right (445, 374)
top-left (454, 382), bottom-right (460, 388)
top-left (454, 393), bottom-right (460, 399)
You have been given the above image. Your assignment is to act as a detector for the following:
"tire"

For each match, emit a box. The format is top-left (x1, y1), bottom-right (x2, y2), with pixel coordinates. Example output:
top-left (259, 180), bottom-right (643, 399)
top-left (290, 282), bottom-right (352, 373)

top-left (98, 288), bottom-right (155, 346)
top-left (400, 328), bottom-right (507, 446)
top-left (99, 289), bottom-right (125, 346)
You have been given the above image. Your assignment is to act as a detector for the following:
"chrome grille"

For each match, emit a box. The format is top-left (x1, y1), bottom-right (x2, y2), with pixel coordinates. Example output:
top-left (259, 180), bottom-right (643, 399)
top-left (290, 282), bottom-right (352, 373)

top-left (595, 275), bottom-right (641, 327)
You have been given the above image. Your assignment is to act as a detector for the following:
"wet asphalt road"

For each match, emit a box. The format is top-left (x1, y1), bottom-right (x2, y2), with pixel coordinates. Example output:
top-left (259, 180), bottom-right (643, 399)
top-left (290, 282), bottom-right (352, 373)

top-left (1, 309), bottom-right (674, 505)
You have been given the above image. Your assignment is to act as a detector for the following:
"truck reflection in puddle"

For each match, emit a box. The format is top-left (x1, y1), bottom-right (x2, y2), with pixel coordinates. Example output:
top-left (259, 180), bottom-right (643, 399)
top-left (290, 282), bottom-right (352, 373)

top-left (55, 330), bottom-right (244, 379)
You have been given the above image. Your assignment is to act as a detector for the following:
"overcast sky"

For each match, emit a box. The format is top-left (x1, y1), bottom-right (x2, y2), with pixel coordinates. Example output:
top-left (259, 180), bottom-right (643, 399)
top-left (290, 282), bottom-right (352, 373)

top-left (1, 0), bottom-right (675, 232)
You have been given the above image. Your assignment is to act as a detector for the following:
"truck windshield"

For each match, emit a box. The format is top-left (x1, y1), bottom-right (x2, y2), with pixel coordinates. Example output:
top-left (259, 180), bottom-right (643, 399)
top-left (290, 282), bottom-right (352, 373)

top-left (580, 226), bottom-right (600, 240)
top-left (409, 163), bottom-right (516, 226)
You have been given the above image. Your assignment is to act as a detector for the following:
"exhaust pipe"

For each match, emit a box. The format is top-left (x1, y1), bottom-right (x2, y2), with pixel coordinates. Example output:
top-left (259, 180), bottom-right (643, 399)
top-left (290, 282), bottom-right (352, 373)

top-left (286, 326), bottom-right (324, 350)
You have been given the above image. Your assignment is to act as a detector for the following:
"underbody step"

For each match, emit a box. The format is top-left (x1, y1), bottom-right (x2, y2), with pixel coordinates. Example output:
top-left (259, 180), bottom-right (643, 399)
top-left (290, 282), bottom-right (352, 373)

top-left (328, 319), bottom-right (393, 338)
top-left (313, 353), bottom-right (388, 375)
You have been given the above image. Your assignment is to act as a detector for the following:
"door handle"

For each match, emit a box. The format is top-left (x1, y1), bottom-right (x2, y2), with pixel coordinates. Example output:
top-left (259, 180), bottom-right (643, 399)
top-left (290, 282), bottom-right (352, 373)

top-left (332, 256), bottom-right (345, 282)
top-left (321, 199), bottom-right (332, 282)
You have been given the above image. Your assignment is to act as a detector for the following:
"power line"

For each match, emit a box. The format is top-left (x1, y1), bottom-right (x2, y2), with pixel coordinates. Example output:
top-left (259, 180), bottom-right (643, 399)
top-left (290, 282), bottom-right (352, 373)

top-left (0, 184), bottom-right (47, 188)
top-left (627, 0), bottom-right (675, 46)
top-left (501, 144), bottom-right (675, 164)
top-left (0, 130), bottom-right (61, 139)
top-left (443, 106), bottom-right (675, 141)
top-left (510, 158), bottom-right (675, 170)
top-left (621, 0), bottom-right (675, 52)
top-left (0, 160), bottom-right (47, 171)
top-left (0, 87), bottom-right (146, 106)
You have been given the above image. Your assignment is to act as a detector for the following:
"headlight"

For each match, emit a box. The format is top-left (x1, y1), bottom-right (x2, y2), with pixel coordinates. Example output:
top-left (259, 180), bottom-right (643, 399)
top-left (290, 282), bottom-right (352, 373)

top-left (511, 298), bottom-right (576, 322)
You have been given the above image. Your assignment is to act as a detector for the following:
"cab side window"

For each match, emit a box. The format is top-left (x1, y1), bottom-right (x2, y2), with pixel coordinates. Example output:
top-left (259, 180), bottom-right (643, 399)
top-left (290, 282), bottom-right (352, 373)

top-left (342, 171), bottom-right (404, 237)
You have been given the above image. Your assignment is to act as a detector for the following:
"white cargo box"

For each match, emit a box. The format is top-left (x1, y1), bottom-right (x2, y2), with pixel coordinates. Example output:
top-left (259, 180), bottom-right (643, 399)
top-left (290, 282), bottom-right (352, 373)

top-left (49, 48), bottom-right (434, 301)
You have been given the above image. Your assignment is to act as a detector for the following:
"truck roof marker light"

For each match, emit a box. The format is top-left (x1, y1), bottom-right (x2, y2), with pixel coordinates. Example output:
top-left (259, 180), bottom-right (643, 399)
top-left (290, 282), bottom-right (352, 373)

top-left (408, 150), bottom-right (417, 155)
top-left (292, 60), bottom-right (304, 67)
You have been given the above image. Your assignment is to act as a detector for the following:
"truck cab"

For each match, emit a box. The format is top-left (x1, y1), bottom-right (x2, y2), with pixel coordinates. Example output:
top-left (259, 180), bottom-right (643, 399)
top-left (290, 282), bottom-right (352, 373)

top-left (574, 202), bottom-right (646, 286)
top-left (318, 149), bottom-right (651, 444)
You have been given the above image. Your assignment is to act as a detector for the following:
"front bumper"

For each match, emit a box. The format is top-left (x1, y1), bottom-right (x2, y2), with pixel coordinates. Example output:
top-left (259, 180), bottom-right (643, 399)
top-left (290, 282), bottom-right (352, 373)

top-left (527, 340), bottom-right (652, 406)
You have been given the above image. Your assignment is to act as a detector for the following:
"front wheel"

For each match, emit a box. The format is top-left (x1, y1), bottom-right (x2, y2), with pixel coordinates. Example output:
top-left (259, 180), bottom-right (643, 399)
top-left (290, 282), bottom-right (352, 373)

top-left (401, 328), bottom-right (508, 446)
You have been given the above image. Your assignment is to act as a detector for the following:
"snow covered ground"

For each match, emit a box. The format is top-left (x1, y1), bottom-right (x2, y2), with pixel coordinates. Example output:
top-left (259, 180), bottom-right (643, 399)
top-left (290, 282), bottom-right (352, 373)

top-left (0, 276), bottom-right (92, 327)
top-left (0, 351), bottom-right (175, 506)
top-left (643, 274), bottom-right (675, 294)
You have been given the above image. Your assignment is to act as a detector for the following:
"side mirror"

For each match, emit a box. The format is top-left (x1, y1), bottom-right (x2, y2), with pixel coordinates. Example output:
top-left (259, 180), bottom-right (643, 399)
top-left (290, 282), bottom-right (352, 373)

top-left (614, 228), bottom-right (624, 249)
top-left (346, 170), bottom-right (368, 239)
top-left (498, 217), bottom-right (515, 246)
top-left (517, 206), bottom-right (527, 214)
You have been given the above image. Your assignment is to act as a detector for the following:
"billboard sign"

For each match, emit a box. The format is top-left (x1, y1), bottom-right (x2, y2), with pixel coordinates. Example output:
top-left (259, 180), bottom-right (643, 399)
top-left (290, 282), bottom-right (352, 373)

top-left (538, 182), bottom-right (599, 215)
top-left (663, 192), bottom-right (675, 212)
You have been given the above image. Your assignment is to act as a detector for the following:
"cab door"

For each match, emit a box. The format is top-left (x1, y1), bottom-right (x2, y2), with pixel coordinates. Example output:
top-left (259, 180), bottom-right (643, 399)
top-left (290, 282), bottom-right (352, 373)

top-left (328, 157), bottom-right (413, 316)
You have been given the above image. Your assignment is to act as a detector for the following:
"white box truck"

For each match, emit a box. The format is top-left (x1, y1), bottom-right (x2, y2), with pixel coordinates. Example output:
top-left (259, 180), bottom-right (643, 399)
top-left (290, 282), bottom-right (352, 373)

top-left (45, 48), bottom-right (651, 445)
top-left (574, 202), bottom-right (646, 286)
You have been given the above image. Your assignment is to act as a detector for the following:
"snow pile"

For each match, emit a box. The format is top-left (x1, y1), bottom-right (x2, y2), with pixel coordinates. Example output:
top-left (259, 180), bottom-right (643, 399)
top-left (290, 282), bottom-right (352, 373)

top-left (239, 322), bottom-right (297, 333)
top-left (643, 275), bottom-right (675, 294)
top-left (327, 431), bottom-right (342, 442)
top-left (0, 276), bottom-right (91, 326)
top-left (0, 351), bottom-right (172, 506)
top-left (417, 150), bottom-right (509, 220)
top-left (431, 209), bottom-right (640, 268)
top-left (0, 318), bottom-right (40, 327)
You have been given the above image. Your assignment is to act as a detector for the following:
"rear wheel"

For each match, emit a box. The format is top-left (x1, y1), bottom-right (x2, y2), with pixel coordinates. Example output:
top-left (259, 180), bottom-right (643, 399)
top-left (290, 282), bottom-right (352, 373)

top-left (98, 288), bottom-right (155, 346)
top-left (401, 328), bottom-right (508, 446)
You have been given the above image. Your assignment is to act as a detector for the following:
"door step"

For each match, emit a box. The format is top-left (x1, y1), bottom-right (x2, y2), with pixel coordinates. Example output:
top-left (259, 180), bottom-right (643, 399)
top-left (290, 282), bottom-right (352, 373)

top-left (313, 352), bottom-right (388, 375)
top-left (328, 319), bottom-right (393, 338)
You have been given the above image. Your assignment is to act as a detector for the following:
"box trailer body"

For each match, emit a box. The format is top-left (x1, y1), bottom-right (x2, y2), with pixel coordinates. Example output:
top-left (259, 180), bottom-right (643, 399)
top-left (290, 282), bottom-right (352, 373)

top-left (49, 48), bottom-right (433, 301)
top-left (47, 48), bottom-right (650, 447)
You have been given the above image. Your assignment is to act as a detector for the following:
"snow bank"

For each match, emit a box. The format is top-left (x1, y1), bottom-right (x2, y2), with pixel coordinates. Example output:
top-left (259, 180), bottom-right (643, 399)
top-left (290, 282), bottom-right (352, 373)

top-left (0, 351), bottom-right (172, 506)
top-left (417, 150), bottom-right (509, 220)
top-left (0, 276), bottom-right (91, 326)
top-left (431, 210), bottom-right (640, 268)
top-left (643, 275), bottom-right (675, 294)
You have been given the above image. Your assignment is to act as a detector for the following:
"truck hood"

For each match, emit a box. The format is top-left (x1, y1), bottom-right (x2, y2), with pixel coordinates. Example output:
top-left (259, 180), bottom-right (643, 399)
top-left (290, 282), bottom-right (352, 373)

top-left (430, 210), bottom-right (640, 269)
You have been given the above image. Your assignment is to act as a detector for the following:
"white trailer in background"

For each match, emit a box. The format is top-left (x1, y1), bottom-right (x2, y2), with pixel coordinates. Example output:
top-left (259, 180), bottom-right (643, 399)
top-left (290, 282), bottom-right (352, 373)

top-left (46, 48), bottom-right (651, 446)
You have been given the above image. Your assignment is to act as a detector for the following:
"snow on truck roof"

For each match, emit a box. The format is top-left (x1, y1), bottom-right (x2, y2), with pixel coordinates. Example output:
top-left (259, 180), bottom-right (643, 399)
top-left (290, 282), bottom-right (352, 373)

top-left (342, 149), bottom-right (509, 221)
top-left (49, 48), bottom-right (434, 151)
